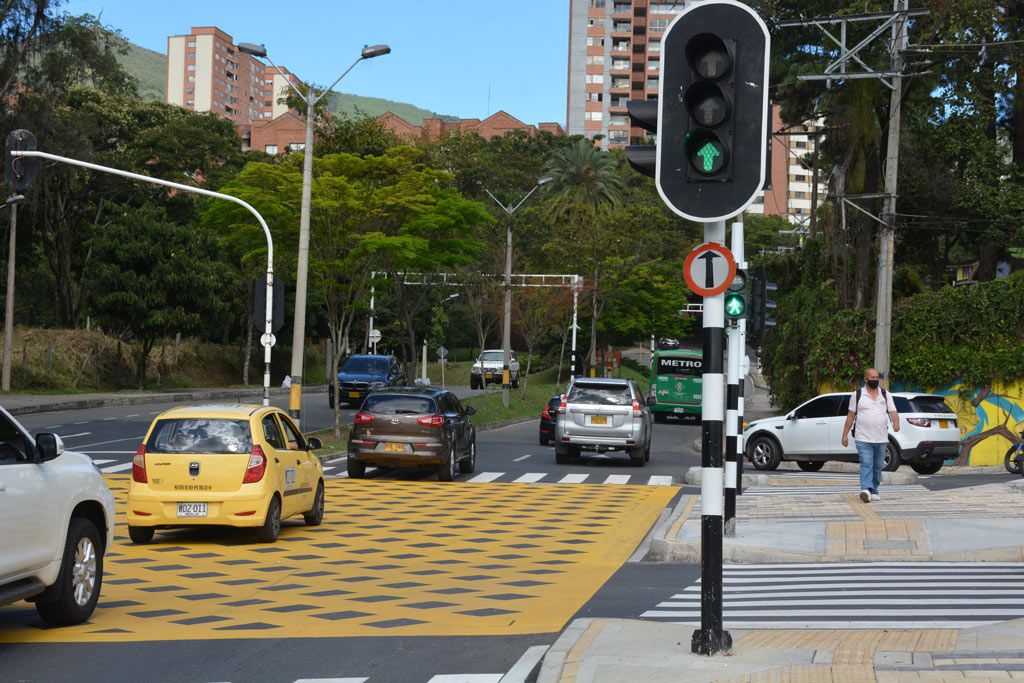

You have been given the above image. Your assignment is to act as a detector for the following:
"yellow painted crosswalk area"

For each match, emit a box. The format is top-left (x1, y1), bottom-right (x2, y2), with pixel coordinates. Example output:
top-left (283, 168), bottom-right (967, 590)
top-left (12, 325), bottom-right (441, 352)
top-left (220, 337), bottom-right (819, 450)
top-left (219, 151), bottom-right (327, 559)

top-left (0, 476), bottom-right (675, 642)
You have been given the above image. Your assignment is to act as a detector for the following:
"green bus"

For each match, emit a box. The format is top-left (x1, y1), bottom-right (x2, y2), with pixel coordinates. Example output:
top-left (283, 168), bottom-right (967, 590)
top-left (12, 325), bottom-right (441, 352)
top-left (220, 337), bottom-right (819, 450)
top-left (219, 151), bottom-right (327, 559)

top-left (649, 349), bottom-right (703, 422)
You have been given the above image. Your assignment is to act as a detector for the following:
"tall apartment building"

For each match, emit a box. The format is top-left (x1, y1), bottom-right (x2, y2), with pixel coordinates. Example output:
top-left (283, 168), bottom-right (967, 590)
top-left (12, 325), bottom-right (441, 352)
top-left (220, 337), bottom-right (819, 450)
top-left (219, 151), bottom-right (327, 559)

top-left (565, 0), bottom-right (825, 223)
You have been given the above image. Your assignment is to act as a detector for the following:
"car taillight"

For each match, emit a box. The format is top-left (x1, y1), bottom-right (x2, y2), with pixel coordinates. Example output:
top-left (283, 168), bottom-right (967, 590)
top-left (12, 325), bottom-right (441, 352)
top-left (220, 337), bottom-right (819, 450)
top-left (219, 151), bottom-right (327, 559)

top-left (558, 395), bottom-right (568, 414)
top-left (541, 407), bottom-right (552, 420)
top-left (354, 411), bottom-right (375, 424)
top-left (132, 445), bottom-right (147, 483)
top-left (417, 415), bottom-right (445, 427)
top-left (243, 445), bottom-right (267, 483)
top-left (632, 399), bottom-right (641, 418)
top-left (907, 418), bottom-right (931, 427)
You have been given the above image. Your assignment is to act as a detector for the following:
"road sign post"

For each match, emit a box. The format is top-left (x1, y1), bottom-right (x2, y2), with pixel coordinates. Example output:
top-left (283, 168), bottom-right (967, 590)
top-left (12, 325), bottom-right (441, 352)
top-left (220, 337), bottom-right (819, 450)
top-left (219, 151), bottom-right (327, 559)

top-left (368, 329), bottom-right (382, 345)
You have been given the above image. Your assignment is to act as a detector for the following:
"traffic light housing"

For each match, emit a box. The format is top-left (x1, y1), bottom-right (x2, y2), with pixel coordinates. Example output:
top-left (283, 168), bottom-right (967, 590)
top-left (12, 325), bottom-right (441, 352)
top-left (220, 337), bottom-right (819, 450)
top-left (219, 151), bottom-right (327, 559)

top-left (4, 130), bottom-right (38, 192)
top-left (748, 265), bottom-right (776, 346)
top-left (655, 1), bottom-right (769, 222)
top-left (625, 99), bottom-right (659, 178)
top-left (725, 268), bottom-right (747, 320)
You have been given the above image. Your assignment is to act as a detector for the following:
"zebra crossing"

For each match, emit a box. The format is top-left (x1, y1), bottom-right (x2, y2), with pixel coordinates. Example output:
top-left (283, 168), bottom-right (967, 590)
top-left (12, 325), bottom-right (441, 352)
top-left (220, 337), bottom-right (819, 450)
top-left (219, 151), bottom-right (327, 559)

top-left (743, 484), bottom-right (928, 496)
top-left (319, 466), bottom-right (676, 486)
top-left (640, 562), bottom-right (1024, 629)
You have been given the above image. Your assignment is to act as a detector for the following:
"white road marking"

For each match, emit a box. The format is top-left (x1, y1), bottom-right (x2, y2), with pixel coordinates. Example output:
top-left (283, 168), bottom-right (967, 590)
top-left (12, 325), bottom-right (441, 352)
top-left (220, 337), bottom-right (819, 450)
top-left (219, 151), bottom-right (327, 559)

top-left (513, 473), bottom-right (545, 483)
top-left (647, 475), bottom-right (673, 486)
top-left (500, 644), bottom-right (550, 683)
top-left (148, 411), bottom-right (159, 415)
top-left (468, 472), bottom-right (504, 483)
top-left (125, 413), bottom-right (140, 418)
top-left (603, 475), bottom-right (631, 485)
top-left (336, 467), bottom-right (376, 480)
top-left (103, 417), bottom-right (116, 421)
top-left (85, 450), bottom-right (136, 455)
top-left (558, 473), bottom-right (588, 484)
top-left (324, 457), bottom-right (347, 464)
top-left (90, 459), bottom-right (115, 465)
top-left (294, 679), bottom-right (369, 683)
top-left (45, 425), bottom-right (61, 429)
top-left (101, 463), bottom-right (133, 473)
top-left (59, 432), bottom-right (91, 439)
top-left (513, 454), bottom-right (532, 462)
top-left (427, 676), bottom-right (502, 683)
top-left (74, 437), bottom-right (143, 449)
top-left (74, 421), bottom-right (88, 425)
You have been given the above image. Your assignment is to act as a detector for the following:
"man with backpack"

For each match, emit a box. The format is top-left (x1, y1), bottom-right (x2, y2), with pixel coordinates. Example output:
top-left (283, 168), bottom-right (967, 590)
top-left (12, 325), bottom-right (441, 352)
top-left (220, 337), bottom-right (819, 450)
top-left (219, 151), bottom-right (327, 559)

top-left (841, 368), bottom-right (901, 502)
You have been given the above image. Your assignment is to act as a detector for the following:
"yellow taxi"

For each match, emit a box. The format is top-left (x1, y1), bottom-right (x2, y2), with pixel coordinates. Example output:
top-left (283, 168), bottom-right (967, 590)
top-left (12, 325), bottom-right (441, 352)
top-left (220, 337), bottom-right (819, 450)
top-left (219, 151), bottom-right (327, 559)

top-left (126, 404), bottom-right (326, 544)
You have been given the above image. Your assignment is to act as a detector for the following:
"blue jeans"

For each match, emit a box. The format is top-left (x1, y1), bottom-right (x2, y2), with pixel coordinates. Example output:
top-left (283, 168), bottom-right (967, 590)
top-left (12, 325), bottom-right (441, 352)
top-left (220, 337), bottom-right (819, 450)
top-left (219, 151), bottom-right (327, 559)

top-left (855, 440), bottom-right (886, 493)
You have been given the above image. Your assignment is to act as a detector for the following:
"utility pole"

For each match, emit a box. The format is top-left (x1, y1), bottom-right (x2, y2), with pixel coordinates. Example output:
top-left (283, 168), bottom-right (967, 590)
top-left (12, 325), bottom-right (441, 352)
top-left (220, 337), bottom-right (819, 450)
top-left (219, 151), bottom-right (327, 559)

top-left (874, 0), bottom-right (909, 384)
top-left (2, 195), bottom-right (26, 391)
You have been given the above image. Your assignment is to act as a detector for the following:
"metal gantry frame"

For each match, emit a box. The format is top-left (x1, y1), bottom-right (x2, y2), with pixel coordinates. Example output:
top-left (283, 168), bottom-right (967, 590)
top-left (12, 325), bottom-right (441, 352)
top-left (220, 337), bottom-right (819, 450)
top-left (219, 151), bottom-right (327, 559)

top-left (365, 271), bottom-right (583, 379)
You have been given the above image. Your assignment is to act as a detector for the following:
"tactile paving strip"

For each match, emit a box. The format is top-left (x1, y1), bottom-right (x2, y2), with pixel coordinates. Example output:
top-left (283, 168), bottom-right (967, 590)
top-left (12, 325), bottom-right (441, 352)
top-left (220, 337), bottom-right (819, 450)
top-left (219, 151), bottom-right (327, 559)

top-left (0, 476), bottom-right (676, 642)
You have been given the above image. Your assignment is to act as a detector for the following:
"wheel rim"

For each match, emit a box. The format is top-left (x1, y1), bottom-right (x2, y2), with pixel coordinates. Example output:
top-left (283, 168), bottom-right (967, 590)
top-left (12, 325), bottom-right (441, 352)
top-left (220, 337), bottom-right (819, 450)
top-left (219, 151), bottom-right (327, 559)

top-left (315, 486), bottom-right (324, 517)
top-left (271, 502), bottom-right (281, 536)
top-left (72, 537), bottom-right (97, 607)
top-left (469, 441), bottom-right (476, 468)
top-left (752, 441), bottom-right (773, 467)
top-left (450, 448), bottom-right (457, 479)
top-left (884, 447), bottom-right (894, 468)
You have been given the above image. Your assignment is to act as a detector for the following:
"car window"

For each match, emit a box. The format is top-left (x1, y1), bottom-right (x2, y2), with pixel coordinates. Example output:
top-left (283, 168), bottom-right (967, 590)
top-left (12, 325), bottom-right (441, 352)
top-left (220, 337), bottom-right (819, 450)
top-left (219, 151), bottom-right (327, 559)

top-left (277, 415), bottom-right (306, 451)
top-left (342, 356), bottom-right (388, 374)
top-left (363, 395), bottom-right (436, 415)
top-left (0, 412), bottom-right (30, 464)
top-left (909, 396), bottom-right (954, 414)
top-left (147, 418), bottom-right (252, 454)
top-left (893, 396), bottom-right (912, 413)
top-left (262, 415), bottom-right (285, 450)
top-left (568, 382), bottom-right (632, 406)
top-left (794, 396), bottom-right (841, 419)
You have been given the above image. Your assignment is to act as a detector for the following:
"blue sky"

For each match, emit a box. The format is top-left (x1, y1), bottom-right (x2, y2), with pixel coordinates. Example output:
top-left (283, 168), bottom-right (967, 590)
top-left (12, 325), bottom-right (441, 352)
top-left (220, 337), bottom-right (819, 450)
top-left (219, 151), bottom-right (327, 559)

top-left (60, 0), bottom-right (570, 126)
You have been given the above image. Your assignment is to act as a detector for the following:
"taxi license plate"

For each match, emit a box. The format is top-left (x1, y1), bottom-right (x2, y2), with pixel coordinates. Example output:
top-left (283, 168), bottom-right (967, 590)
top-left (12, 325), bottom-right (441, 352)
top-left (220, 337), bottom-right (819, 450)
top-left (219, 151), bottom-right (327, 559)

top-left (939, 419), bottom-right (949, 429)
top-left (591, 415), bottom-right (608, 425)
top-left (348, 391), bottom-right (361, 398)
top-left (177, 502), bottom-right (208, 517)
top-left (384, 442), bottom-right (405, 453)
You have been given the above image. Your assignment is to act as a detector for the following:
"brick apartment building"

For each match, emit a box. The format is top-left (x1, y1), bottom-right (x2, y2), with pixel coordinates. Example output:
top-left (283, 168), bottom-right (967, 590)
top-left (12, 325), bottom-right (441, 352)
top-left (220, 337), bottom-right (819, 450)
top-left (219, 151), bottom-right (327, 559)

top-left (377, 110), bottom-right (565, 142)
top-left (565, 0), bottom-right (825, 223)
top-left (166, 26), bottom-right (305, 154)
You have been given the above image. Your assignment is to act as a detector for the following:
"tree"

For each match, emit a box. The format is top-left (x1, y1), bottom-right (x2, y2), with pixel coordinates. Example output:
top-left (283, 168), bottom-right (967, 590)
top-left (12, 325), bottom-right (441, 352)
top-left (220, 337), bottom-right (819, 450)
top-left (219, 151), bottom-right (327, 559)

top-left (87, 204), bottom-right (231, 387)
top-left (0, 0), bottom-right (57, 99)
top-left (512, 287), bottom-right (571, 390)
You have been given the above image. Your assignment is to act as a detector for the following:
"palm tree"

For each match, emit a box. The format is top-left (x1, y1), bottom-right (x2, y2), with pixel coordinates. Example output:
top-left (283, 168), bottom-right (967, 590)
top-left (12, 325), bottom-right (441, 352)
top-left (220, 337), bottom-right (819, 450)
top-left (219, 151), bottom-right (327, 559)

top-left (542, 138), bottom-right (627, 377)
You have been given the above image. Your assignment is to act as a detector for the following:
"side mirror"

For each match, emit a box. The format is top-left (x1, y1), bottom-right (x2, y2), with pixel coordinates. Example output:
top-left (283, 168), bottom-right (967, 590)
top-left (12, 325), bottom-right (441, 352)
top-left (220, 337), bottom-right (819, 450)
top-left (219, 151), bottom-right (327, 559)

top-left (787, 413), bottom-right (796, 421)
top-left (464, 406), bottom-right (477, 416)
top-left (306, 437), bottom-right (323, 450)
top-left (35, 432), bottom-right (64, 462)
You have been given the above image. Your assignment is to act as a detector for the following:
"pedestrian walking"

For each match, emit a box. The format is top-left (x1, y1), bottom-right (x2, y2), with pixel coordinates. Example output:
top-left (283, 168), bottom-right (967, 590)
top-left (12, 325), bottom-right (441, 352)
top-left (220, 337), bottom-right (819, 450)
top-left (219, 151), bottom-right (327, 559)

top-left (841, 368), bottom-right (900, 502)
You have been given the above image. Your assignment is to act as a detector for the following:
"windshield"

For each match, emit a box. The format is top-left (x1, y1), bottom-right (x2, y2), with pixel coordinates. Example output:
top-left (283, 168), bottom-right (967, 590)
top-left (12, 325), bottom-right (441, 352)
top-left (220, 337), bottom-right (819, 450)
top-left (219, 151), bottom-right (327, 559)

top-left (656, 356), bottom-right (702, 376)
top-left (479, 351), bottom-right (503, 362)
top-left (362, 395), bottom-right (436, 415)
top-left (342, 357), bottom-right (388, 375)
top-left (568, 382), bottom-right (632, 406)
top-left (146, 418), bottom-right (252, 454)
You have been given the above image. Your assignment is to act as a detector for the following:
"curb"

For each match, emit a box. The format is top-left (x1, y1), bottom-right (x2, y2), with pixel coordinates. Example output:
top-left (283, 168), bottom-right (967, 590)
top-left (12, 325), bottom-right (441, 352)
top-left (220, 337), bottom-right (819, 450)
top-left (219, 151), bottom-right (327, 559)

top-left (5, 384), bottom-right (329, 416)
top-left (536, 618), bottom-right (593, 683)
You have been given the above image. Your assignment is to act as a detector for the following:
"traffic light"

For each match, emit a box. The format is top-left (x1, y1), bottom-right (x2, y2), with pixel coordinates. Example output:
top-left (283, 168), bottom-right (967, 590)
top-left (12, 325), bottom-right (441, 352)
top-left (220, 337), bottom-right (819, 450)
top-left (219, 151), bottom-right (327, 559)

top-left (724, 269), bottom-right (747, 320)
top-left (748, 265), bottom-right (777, 346)
top-left (655, 1), bottom-right (769, 222)
top-left (625, 100), bottom-right (659, 178)
top-left (4, 130), bottom-right (38, 192)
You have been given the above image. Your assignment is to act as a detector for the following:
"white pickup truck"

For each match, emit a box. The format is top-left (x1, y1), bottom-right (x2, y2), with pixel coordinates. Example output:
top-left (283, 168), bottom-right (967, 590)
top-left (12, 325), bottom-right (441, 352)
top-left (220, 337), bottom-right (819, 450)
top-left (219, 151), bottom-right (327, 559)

top-left (470, 349), bottom-right (520, 390)
top-left (0, 406), bottom-right (115, 625)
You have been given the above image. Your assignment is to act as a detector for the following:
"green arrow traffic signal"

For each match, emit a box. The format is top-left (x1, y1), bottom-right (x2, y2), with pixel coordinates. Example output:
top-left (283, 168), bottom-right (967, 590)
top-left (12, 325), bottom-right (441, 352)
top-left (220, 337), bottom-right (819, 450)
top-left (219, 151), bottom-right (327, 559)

top-left (724, 291), bottom-right (746, 319)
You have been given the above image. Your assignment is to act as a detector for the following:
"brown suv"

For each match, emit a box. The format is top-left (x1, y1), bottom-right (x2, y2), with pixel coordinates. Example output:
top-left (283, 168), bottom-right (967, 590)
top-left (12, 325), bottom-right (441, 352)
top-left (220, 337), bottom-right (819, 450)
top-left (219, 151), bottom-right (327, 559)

top-left (347, 388), bottom-right (477, 482)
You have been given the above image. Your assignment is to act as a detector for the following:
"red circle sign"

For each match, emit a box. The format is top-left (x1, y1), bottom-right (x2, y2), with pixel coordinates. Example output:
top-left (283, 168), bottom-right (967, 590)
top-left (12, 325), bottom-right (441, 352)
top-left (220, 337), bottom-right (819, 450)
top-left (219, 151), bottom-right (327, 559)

top-left (683, 243), bottom-right (737, 297)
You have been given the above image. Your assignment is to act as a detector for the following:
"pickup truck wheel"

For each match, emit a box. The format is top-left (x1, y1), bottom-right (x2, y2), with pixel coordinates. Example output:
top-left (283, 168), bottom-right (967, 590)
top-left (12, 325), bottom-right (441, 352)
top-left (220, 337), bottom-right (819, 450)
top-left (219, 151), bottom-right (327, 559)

top-left (303, 481), bottom-right (325, 526)
top-left (470, 377), bottom-right (480, 390)
top-left (255, 496), bottom-right (281, 543)
top-left (749, 435), bottom-right (782, 471)
top-left (797, 461), bottom-right (825, 472)
top-left (35, 518), bottom-right (103, 626)
top-left (128, 526), bottom-right (155, 544)
top-left (910, 460), bottom-right (944, 475)
top-left (628, 446), bottom-right (646, 467)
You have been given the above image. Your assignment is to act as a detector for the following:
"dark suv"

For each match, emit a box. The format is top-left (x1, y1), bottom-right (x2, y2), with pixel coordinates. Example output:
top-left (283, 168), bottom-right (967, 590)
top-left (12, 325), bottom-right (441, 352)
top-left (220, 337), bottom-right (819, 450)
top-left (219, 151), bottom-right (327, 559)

top-left (347, 388), bottom-right (477, 481)
top-left (329, 354), bottom-right (408, 408)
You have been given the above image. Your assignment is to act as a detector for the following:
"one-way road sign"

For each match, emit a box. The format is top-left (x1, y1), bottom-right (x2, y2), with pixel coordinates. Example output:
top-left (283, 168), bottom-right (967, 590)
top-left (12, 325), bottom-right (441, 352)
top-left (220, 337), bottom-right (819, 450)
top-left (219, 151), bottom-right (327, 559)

top-left (683, 243), bottom-right (737, 297)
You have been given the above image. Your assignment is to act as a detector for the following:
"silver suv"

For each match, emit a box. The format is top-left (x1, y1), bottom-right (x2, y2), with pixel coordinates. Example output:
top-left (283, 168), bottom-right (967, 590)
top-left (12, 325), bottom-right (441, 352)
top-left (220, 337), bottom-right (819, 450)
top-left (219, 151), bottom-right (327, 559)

top-left (554, 377), bottom-right (652, 466)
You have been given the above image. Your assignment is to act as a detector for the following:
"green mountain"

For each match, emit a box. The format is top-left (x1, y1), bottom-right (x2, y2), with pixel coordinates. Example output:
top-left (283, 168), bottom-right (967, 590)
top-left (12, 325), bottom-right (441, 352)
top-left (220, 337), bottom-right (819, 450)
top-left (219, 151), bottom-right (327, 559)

top-left (114, 37), bottom-right (455, 124)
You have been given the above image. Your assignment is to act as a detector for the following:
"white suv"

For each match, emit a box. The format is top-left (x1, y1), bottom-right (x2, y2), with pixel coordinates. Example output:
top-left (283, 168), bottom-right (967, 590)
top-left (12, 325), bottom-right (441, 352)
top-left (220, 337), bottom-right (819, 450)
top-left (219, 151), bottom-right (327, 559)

top-left (743, 392), bottom-right (960, 474)
top-left (0, 406), bottom-right (115, 625)
top-left (470, 349), bottom-right (520, 390)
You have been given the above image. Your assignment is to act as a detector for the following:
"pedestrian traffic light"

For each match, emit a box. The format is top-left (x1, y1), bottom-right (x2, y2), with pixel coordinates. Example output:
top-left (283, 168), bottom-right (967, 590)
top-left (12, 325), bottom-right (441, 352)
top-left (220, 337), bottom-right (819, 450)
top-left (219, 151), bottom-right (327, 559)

top-left (655, 1), bottom-right (769, 223)
top-left (625, 99), bottom-right (659, 178)
top-left (748, 265), bottom-right (777, 346)
top-left (725, 269), bottom-right (747, 320)
top-left (4, 130), bottom-right (38, 192)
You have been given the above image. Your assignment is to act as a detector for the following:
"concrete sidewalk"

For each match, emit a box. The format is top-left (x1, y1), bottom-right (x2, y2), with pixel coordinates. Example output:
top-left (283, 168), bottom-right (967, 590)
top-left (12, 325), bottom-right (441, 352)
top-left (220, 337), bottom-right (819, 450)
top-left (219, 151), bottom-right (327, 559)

top-left (0, 384), bottom-right (328, 415)
top-left (539, 616), bottom-right (1024, 682)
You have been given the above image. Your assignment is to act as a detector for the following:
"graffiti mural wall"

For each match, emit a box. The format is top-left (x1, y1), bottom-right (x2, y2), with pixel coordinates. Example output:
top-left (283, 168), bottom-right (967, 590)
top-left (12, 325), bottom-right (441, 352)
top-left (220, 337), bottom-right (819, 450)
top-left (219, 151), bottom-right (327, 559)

top-left (890, 380), bottom-right (1024, 467)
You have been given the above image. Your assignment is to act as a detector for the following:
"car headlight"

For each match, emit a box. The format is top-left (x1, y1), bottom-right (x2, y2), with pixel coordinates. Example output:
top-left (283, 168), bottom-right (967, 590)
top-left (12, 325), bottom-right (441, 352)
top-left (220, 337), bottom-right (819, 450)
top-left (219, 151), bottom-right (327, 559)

top-left (369, 381), bottom-right (384, 389)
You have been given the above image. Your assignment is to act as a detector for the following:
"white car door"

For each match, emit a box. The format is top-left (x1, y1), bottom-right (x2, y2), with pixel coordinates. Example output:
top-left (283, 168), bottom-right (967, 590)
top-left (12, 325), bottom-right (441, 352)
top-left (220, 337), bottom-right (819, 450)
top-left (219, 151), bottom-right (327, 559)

top-left (0, 418), bottom-right (59, 578)
top-left (782, 396), bottom-right (835, 456)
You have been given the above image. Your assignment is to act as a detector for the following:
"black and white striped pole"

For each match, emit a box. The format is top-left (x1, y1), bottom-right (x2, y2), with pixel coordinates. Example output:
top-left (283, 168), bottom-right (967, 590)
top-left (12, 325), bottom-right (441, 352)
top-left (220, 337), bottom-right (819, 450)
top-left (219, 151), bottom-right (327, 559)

top-left (692, 219), bottom-right (732, 655)
top-left (724, 219), bottom-right (744, 536)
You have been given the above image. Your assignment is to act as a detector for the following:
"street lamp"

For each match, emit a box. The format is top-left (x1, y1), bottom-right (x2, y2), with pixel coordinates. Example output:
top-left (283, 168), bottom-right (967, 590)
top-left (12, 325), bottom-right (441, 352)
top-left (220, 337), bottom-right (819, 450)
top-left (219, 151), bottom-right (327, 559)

top-left (1, 193), bottom-right (27, 392)
top-left (479, 176), bottom-right (553, 408)
top-left (238, 40), bottom-right (391, 428)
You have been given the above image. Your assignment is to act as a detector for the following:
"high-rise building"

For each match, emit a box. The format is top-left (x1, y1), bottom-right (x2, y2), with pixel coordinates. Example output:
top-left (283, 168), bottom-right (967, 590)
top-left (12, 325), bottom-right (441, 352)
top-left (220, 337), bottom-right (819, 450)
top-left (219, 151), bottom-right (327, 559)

top-left (565, 0), bottom-right (825, 223)
top-left (166, 27), bottom-right (304, 153)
